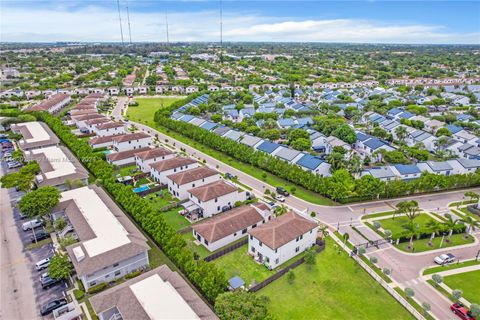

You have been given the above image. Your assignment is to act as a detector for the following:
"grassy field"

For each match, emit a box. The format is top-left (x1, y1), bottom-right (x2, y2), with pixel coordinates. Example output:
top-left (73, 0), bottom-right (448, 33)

top-left (126, 97), bottom-right (183, 123)
top-left (375, 214), bottom-right (436, 238)
top-left (181, 232), bottom-right (212, 259)
top-left (259, 242), bottom-right (414, 320)
top-left (144, 190), bottom-right (178, 212)
top-left (423, 259), bottom-right (480, 275)
top-left (126, 97), bottom-right (337, 206)
top-left (396, 234), bottom-right (474, 253)
top-left (443, 270), bottom-right (480, 304)
top-left (213, 244), bottom-right (273, 287)
top-left (162, 208), bottom-right (191, 231)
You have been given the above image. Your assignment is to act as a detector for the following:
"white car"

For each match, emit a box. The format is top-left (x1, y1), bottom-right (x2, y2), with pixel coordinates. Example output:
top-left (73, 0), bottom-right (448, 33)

top-left (7, 161), bottom-right (22, 169)
top-left (35, 257), bottom-right (52, 271)
top-left (275, 195), bottom-right (286, 202)
top-left (22, 218), bottom-right (43, 231)
top-left (434, 253), bottom-right (455, 265)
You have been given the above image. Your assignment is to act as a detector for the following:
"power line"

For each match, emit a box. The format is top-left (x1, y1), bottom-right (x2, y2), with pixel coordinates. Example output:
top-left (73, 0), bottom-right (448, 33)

top-left (116, 0), bottom-right (124, 45)
top-left (125, 0), bottom-right (133, 44)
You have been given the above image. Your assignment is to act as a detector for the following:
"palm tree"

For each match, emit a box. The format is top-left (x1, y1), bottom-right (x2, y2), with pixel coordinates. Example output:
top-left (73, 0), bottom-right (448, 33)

top-left (402, 221), bottom-right (421, 249)
top-left (395, 126), bottom-right (408, 142)
top-left (318, 224), bottom-right (329, 239)
top-left (465, 191), bottom-right (480, 209)
top-left (342, 233), bottom-right (349, 248)
top-left (274, 204), bottom-right (288, 217)
top-left (459, 216), bottom-right (480, 236)
top-left (444, 214), bottom-right (459, 241)
top-left (426, 220), bottom-right (441, 245)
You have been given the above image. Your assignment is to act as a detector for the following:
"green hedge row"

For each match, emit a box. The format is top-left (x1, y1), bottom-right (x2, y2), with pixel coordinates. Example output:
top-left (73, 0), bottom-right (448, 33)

top-left (35, 112), bottom-right (227, 303)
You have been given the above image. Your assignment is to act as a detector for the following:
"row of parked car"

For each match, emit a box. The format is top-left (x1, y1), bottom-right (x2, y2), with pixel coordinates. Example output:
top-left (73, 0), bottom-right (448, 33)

top-left (1, 137), bottom-right (23, 169)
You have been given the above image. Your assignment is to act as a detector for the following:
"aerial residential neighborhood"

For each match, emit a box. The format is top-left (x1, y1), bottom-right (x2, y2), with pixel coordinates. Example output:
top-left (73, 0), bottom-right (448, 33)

top-left (1, 1), bottom-right (480, 320)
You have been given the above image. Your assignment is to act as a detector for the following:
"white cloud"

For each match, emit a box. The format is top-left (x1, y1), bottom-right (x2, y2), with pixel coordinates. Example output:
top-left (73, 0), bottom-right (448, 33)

top-left (1, 5), bottom-right (478, 44)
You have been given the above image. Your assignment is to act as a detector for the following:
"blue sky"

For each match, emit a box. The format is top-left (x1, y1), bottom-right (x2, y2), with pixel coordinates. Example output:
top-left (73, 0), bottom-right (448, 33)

top-left (1, 1), bottom-right (479, 43)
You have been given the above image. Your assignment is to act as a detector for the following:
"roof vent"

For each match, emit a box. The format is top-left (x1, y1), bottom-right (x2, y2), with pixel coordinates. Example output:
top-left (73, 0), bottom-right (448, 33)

top-left (73, 246), bottom-right (85, 262)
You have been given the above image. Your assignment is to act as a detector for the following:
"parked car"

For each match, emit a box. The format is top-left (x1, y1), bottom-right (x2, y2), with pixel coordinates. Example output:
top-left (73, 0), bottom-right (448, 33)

top-left (35, 256), bottom-right (53, 271)
top-left (40, 297), bottom-right (68, 316)
top-left (450, 303), bottom-right (476, 320)
top-left (276, 187), bottom-right (290, 197)
top-left (41, 274), bottom-right (63, 289)
top-left (225, 173), bottom-right (234, 180)
top-left (30, 230), bottom-right (49, 243)
top-left (22, 218), bottom-right (43, 231)
top-left (434, 253), bottom-right (455, 265)
top-left (7, 161), bottom-right (22, 169)
top-left (275, 195), bottom-right (286, 202)
top-left (3, 157), bottom-right (14, 162)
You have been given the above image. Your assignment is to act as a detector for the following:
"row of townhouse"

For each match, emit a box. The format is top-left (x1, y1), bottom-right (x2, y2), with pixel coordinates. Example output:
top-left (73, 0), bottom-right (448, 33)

top-left (10, 120), bottom-right (154, 295)
top-left (24, 92), bottom-right (71, 113)
top-left (386, 77), bottom-right (480, 87)
top-left (365, 109), bottom-right (480, 159)
top-left (361, 158), bottom-right (480, 181)
top-left (173, 112), bottom-right (332, 177)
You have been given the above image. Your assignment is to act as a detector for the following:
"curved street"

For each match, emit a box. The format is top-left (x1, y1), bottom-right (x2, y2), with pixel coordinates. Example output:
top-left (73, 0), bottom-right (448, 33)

top-left (113, 97), bottom-right (480, 320)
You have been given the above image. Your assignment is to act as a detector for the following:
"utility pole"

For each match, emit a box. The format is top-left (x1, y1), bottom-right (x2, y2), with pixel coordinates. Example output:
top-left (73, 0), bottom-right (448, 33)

top-left (116, 0), bottom-right (125, 45)
top-left (125, 0), bottom-right (133, 44)
top-left (165, 10), bottom-right (170, 45)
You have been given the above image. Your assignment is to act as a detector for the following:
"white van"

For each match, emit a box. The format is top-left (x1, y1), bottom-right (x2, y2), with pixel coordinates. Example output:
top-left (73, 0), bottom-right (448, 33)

top-left (22, 219), bottom-right (43, 231)
top-left (35, 256), bottom-right (52, 271)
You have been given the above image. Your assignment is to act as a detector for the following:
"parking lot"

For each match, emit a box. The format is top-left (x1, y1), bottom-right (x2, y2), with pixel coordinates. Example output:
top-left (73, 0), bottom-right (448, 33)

top-left (1, 153), bottom-right (70, 319)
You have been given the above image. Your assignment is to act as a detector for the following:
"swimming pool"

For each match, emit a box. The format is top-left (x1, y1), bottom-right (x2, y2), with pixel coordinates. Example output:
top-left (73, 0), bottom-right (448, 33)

top-left (133, 185), bottom-right (150, 193)
top-left (102, 150), bottom-right (113, 155)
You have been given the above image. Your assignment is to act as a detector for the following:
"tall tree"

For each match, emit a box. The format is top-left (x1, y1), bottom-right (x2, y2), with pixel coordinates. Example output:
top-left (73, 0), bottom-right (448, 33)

top-left (215, 292), bottom-right (273, 320)
top-left (18, 186), bottom-right (61, 218)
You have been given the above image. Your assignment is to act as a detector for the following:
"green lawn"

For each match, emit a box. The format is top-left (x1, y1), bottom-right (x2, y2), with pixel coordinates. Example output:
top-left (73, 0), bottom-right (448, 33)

top-left (394, 288), bottom-right (435, 320)
top-left (361, 211), bottom-right (396, 220)
top-left (182, 232), bottom-right (212, 259)
top-left (213, 244), bottom-right (272, 287)
top-left (259, 242), bottom-right (414, 320)
top-left (162, 208), bottom-right (191, 231)
top-left (443, 270), bottom-right (480, 304)
top-left (396, 234), bottom-right (474, 253)
top-left (375, 214), bottom-right (436, 238)
top-left (455, 208), bottom-right (480, 221)
top-left (117, 164), bottom-right (140, 177)
top-left (126, 97), bottom-right (183, 125)
top-left (126, 97), bottom-right (336, 206)
top-left (145, 190), bottom-right (178, 212)
top-left (423, 259), bottom-right (480, 275)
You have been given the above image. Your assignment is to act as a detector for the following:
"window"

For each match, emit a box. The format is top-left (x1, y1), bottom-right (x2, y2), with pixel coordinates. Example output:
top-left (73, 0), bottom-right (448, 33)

top-left (192, 183), bottom-right (195, 188)
top-left (296, 237), bottom-right (299, 242)
top-left (89, 281), bottom-right (96, 287)
top-left (113, 263), bottom-right (119, 267)
top-left (243, 229), bottom-right (247, 234)
top-left (252, 224), bottom-right (257, 228)
top-left (266, 257), bottom-right (270, 263)
top-left (275, 258), bottom-right (279, 264)
top-left (249, 235), bottom-right (253, 240)
top-left (259, 241), bottom-right (263, 247)
top-left (215, 198), bottom-right (218, 203)
top-left (204, 239), bottom-right (209, 245)
top-left (234, 232), bottom-right (237, 236)
top-left (217, 206), bottom-right (220, 211)
top-left (251, 246), bottom-right (255, 253)
top-left (275, 249), bottom-right (277, 253)
top-left (300, 235), bottom-right (303, 240)
top-left (295, 246), bottom-right (300, 252)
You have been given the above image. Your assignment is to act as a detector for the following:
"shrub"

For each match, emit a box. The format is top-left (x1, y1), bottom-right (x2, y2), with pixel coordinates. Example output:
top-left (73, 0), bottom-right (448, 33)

top-left (73, 289), bottom-right (85, 301)
top-left (370, 256), bottom-right (378, 264)
top-left (125, 270), bottom-right (142, 279)
top-left (87, 283), bottom-right (108, 294)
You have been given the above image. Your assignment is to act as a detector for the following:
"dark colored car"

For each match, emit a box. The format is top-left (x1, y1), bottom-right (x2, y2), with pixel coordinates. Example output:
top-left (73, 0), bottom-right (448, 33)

top-left (41, 275), bottom-right (63, 289)
top-left (30, 230), bottom-right (49, 243)
top-left (451, 303), bottom-right (476, 320)
top-left (40, 297), bottom-right (67, 316)
top-left (225, 173), bottom-right (234, 180)
top-left (276, 187), bottom-right (290, 196)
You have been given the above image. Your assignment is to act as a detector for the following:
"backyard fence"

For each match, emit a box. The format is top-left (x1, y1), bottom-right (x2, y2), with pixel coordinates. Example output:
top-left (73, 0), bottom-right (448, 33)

top-left (203, 238), bottom-right (249, 262)
top-left (249, 239), bottom-right (326, 292)
top-left (137, 185), bottom-right (163, 197)
top-left (177, 225), bottom-right (192, 234)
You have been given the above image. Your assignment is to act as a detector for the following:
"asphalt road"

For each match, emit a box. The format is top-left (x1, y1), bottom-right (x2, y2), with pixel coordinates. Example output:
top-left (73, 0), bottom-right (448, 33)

top-left (112, 99), bottom-right (480, 319)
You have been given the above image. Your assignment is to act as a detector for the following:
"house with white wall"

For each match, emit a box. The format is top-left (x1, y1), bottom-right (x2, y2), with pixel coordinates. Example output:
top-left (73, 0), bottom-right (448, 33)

top-left (93, 122), bottom-right (126, 137)
top-left (167, 166), bottom-right (220, 200)
top-left (134, 147), bottom-right (175, 173)
top-left (112, 132), bottom-right (151, 152)
top-left (89, 134), bottom-right (121, 149)
top-left (186, 180), bottom-right (245, 219)
top-left (56, 186), bottom-right (150, 291)
top-left (106, 147), bottom-right (151, 167)
top-left (11, 121), bottom-right (60, 151)
top-left (248, 211), bottom-right (318, 270)
top-left (192, 203), bottom-right (272, 252)
top-left (150, 157), bottom-right (199, 185)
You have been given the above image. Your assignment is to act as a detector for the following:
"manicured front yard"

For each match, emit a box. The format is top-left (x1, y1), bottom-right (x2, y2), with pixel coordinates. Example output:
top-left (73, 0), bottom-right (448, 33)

top-left (443, 270), bottom-right (480, 304)
top-left (259, 241), bottom-right (414, 320)
top-left (162, 207), bottom-right (190, 231)
top-left (375, 213), bottom-right (436, 238)
top-left (213, 244), bottom-right (272, 287)
top-left (396, 234), bottom-right (474, 253)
